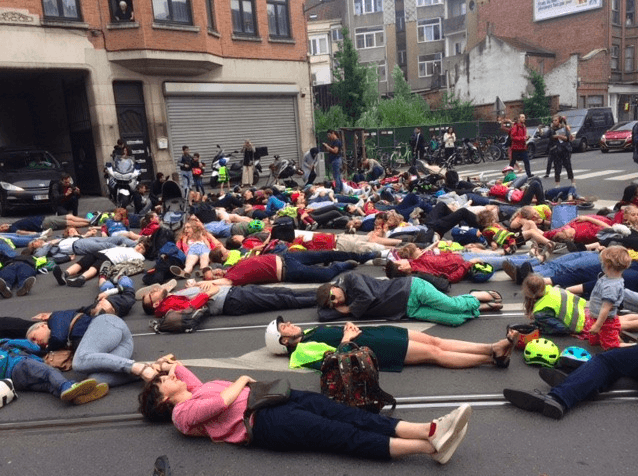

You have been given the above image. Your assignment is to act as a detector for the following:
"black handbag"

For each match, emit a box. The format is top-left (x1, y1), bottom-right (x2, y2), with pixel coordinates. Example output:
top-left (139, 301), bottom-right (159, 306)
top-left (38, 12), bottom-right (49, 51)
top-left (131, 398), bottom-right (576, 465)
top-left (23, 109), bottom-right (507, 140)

top-left (243, 379), bottom-right (291, 444)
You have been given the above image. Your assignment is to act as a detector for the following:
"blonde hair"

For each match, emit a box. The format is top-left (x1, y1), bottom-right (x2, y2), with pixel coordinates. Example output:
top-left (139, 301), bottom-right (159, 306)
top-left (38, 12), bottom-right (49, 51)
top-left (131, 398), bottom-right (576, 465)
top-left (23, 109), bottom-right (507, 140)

top-left (600, 245), bottom-right (632, 272)
top-left (521, 273), bottom-right (547, 318)
top-left (477, 209), bottom-right (496, 228)
top-left (397, 243), bottom-right (418, 259)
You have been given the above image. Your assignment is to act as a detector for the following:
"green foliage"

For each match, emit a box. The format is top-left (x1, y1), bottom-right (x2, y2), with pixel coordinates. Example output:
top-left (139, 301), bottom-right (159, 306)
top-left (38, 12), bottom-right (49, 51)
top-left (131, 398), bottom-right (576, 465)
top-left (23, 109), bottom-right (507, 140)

top-left (331, 28), bottom-right (373, 125)
top-left (391, 65), bottom-right (412, 100)
top-left (431, 92), bottom-right (475, 123)
top-left (522, 69), bottom-right (550, 119)
top-left (314, 105), bottom-right (349, 132)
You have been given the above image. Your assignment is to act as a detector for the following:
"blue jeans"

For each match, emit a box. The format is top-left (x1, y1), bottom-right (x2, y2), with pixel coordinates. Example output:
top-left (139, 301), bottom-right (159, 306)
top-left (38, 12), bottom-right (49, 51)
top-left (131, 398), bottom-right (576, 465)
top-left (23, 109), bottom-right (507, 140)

top-left (0, 262), bottom-right (36, 289)
top-left (70, 236), bottom-right (136, 255)
top-left (533, 251), bottom-right (601, 288)
top-left (252, 390), bottom-right (397, 459)
top-left (461, 253), bottom-right (541, 271)
top-left (331, 157), bottom-right (343, 193)
top-left (550, 346), bottom-right (638, 410)
top-left (72, 314), bottom-right (136, 387)
top-left (0, 240), bottom-right (18, 258)
top-left (545, 186), bottom-right (577, 201)
top-left (181, 171), bottom-right (193, 198)
top-left (11, 358), bottom-right (69, 397)
top-left (283, 250), bottom-right (377, 283)
top-left (0, 233), bottom-right (37, 248)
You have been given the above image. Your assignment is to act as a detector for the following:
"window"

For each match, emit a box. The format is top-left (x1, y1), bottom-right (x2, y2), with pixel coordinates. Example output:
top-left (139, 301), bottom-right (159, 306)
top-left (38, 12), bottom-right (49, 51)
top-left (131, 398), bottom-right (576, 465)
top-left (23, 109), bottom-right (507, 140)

top-left (628, 0), bottom-right (635, 26)
top-left (626, 46), bottom-right (634, 71)
top-left (111, 0), bottom-right (134, 22)
top-left (398, 49), bottom-right (406, 65)
top-left (418, 53), bottom-right (442, 77)
top-left (451, 1), bottom-right (466, 16)
top-left (331, 27), bottom-right (343, 41)
top-left (417, 18), bottom-right (441, 42)
top-left (206, 0), bottom-right (216, 30)
top-left (355, 26), bottom-right (385, 49)
top-left (396, 10), bottom-right (405, 32)
top-left (354, 0), bottom-right (383, 15)
top-left (416, 0), bottom-right (443, 6)
top-left (364, 61), bottom-right (387, 81)
top-left (268, 0), bottom-right (290, 38)
top-left (42, 0), bottom-right (82, 21)
top-left (152, 0), bottom-right (192, 24)
top-left (454, 42), bottom-right (463, 55)
top-left (612, 45), bottom-right (620, 70)
top-left (231, 0), bottom-right (257, 35)
top-left (309, 35), bottom-right (328, 55)
top-left (612, 0), bottom-right (621, 24)
top-left (586, 95), bottom-right (604, 107)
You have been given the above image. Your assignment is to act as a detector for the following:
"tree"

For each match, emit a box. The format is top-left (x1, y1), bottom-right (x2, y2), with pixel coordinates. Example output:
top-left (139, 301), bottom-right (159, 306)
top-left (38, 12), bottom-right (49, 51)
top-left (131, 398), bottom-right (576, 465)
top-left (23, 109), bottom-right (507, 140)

top-left (523, 69), bottom-right (550, 120)
top-left (331, 28), bottom-right (373, 125)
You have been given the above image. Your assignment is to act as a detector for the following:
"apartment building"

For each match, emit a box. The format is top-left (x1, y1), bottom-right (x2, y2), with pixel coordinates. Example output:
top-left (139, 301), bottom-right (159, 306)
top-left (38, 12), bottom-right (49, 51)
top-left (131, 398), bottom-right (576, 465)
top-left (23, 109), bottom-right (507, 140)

top-left (306, 0), bottom-right (468, 98)
top-left (463, 0), bottom-right (638, 121)
top-left (0, 0), bottom-right (313, 192)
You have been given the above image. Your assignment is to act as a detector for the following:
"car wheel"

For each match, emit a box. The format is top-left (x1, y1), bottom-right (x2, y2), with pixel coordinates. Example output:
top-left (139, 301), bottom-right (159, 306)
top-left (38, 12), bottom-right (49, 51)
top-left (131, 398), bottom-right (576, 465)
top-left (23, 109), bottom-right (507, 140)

top-left (579, 138), bottom-right (588, 152)
top-left (527, 144), bottom-right (536, 160)
top-left (601, 148), bottom-right (609, 153)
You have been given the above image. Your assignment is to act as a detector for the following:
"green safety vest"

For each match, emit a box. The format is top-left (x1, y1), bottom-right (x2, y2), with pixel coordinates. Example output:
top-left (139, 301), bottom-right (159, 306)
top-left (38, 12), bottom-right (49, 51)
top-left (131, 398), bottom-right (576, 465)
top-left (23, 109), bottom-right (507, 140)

top-left (485, 226), bottom-right (514, 246)
top-left (533, 285), bottom-right (586, 333)
top-left (0, 237), bottom-right (16, 249)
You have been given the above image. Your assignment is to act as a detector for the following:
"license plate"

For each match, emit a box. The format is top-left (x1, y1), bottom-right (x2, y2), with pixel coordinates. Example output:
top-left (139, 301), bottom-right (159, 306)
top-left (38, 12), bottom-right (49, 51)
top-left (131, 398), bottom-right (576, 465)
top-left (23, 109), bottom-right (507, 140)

top-left (34, 194), bottom-right (48, 200)
top-left (608, 141), bottom-right (622, 145)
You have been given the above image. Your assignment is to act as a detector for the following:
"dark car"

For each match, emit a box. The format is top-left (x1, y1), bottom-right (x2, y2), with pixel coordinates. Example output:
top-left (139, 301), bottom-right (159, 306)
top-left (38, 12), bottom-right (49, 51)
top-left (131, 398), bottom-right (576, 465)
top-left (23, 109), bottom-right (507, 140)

top-left (599, 121), bottom-right (637, 153)
top-left (559, 107), bottom-right (615, 152)
top-left (0, 147), bottom-right (68, 216)
top-left (526, 125), bottom-right (551, 160)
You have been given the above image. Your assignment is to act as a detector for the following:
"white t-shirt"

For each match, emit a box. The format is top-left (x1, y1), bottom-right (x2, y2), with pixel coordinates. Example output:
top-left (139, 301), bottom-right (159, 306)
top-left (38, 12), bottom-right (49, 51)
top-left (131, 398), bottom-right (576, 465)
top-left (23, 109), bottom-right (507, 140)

top-left (100, 247), bottom-right (145, 264)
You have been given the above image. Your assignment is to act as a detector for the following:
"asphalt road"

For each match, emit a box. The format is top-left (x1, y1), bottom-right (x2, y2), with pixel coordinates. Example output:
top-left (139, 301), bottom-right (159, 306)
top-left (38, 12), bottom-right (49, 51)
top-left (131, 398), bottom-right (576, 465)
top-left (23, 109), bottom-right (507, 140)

top-left (2, 149), bottom-right (638, 476)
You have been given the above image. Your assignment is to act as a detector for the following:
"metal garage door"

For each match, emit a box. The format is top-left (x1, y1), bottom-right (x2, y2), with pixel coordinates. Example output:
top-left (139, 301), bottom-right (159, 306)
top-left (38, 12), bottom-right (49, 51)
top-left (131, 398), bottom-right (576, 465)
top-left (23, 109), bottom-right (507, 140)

top-left (165, 94), bottom-right (300, 175)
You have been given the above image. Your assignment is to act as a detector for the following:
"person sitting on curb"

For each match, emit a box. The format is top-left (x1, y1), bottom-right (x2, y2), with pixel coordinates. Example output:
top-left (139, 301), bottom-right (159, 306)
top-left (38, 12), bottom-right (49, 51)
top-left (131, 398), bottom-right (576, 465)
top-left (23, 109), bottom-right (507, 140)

top-left (265, 317), bottom-right (519, 370)
top-left (0, 338), bottom-right (108, 405)
top-left (138, 360), bottom-right (473, 464)
top-left (139, 279), bottom-right (316, 318)
top-left (316, 271), bottom-right (502, 326)
top-left (503, 345), bottom-right (638, 420)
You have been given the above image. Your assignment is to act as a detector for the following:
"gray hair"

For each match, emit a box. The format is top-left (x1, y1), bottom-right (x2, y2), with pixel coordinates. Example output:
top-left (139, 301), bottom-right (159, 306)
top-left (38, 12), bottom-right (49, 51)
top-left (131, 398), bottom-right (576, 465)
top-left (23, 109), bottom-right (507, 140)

top-left (26, 321), bottom-right (47, 340)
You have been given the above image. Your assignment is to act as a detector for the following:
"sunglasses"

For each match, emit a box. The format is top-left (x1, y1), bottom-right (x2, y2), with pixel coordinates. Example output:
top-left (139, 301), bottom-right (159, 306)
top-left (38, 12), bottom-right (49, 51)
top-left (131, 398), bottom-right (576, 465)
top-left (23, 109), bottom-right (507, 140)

top-left (329, 290), bottom-right (338, 308)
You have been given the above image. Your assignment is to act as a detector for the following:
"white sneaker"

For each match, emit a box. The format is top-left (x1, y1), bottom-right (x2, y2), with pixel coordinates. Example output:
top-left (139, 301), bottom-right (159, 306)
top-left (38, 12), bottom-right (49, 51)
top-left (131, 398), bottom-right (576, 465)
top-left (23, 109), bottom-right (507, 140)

top-left (431, 423), bottom-right (468, 464)
top-left (429, 404), bottom-right (472, 453)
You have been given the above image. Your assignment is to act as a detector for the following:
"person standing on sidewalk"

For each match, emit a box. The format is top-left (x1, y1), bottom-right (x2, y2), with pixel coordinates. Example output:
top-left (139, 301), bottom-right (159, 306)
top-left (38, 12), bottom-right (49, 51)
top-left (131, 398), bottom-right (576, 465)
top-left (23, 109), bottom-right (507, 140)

top-left (323, 130), bottom-right (343, 194)
top-left (502, 114), bottom-right (532, 177)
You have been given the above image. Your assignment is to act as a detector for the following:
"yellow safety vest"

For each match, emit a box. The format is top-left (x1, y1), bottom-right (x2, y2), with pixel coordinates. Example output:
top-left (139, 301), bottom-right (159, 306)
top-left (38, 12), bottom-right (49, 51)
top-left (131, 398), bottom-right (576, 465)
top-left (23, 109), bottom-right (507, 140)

top-left (534, 204), bottom-right (551, 221)
top-left (485, 226), bottom-right (513, 246)
top-left (0, 237), bottom-right (16, 249)
top-left (532, 285), bottom-right (586, 333)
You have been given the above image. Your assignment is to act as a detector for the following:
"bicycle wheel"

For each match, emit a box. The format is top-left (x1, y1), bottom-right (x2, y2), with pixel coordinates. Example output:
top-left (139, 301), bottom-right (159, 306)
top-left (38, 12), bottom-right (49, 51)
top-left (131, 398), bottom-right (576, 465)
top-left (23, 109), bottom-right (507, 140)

top-left (486, 145), bottom-right (502, 161)
top-left (471, 149), bottom-right (483, 164)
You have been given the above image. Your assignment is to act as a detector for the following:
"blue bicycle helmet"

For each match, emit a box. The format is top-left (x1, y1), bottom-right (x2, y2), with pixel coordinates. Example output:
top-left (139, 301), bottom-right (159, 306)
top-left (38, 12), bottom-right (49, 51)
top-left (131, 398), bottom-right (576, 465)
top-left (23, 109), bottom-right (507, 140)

top-left (468, 262), bottom-right (494, 283)
top-left (248, 219), bottom-right (265, 234)
top-left (557, 346), bottom-right (592, 370)
top-left (524, 338), bottom-right (560, 368)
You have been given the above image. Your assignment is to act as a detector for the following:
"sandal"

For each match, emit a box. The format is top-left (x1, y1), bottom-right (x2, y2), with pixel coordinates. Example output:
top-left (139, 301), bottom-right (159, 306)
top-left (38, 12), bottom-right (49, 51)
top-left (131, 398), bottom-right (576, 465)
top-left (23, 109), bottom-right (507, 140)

top-left (479, 301), bottom-right (503, 313)
top-left (492, 333), bottom-right (517, 369)
top-left (470, 289), bottom-right (502, 303)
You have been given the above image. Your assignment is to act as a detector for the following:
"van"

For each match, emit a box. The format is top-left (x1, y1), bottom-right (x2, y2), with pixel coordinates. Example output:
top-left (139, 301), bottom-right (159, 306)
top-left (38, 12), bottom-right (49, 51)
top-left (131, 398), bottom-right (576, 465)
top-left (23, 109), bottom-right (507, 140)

top-left (558, 107), bottom-right (615, 152)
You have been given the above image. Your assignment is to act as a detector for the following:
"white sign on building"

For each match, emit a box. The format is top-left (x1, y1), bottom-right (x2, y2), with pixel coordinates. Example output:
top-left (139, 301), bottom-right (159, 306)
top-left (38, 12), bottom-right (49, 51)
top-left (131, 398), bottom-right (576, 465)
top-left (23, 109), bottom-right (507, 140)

top-left (534, 0), bottom-right (602, 22)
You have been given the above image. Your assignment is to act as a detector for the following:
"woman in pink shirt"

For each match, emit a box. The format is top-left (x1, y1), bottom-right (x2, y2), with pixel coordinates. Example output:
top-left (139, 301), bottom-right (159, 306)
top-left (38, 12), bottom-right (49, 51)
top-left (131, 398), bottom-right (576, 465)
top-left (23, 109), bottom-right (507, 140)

top-left (138, 362), bottom-right (472, 465)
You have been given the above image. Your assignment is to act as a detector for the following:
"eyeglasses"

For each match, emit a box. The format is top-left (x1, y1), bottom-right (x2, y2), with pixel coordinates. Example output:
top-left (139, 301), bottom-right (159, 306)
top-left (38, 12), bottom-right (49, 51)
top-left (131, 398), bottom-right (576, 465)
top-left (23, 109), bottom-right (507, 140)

top-left (329, 290), bottom-right (337, 308)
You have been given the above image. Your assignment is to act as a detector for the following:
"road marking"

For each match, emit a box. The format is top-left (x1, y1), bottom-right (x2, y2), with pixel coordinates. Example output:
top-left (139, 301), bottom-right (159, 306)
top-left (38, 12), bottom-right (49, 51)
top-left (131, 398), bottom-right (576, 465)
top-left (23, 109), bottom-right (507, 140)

top-left (606, 172), bottom-right (638, 181)
top-left (573, 170), bottom-right (623, 180)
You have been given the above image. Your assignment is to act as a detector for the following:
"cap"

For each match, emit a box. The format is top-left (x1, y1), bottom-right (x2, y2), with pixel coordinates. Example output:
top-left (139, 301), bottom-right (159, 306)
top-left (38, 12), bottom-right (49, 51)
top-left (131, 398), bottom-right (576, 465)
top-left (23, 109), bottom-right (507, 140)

top-left (135, 279), bottom-right (177, 301)
top-left (502, 166), bottom-right (514, 173)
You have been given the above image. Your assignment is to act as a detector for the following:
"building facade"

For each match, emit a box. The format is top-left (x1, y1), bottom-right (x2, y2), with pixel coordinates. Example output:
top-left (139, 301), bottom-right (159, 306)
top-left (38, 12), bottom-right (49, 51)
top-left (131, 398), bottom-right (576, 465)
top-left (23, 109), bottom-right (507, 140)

top-left (0, 0), bottom-right (313, 193)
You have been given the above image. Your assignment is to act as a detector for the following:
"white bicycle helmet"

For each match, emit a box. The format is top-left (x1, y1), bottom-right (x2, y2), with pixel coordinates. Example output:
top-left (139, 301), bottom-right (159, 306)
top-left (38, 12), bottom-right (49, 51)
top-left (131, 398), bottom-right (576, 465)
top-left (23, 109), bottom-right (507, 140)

top-left (265, 316), bottom-right (287, 355)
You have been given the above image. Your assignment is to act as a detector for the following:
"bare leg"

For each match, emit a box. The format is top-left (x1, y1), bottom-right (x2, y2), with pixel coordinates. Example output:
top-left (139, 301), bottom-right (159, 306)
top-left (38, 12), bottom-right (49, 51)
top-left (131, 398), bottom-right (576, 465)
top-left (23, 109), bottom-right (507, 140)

top-left (408, 330), bottom-right (509, 356)
top-left (199, 253), bottom-right (210, 269)
top-left (389, 438), bottom-right (434, 458)
top-left (404, 341), bottom-right (493, 368)
top-left (619, 314), bottom-right (638, 331)
top-left (183, 254), bottom-right (199, 274)
top-left (65, 263), bottom-right (82, 277)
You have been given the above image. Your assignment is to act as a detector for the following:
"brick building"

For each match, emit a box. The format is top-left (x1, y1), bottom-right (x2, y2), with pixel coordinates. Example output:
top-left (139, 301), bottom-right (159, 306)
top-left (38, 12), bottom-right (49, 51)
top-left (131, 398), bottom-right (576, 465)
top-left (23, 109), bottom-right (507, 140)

top-left (0, 0), bottom-right (313, 193)
top-left (463, 0), bottom-right (638, 121)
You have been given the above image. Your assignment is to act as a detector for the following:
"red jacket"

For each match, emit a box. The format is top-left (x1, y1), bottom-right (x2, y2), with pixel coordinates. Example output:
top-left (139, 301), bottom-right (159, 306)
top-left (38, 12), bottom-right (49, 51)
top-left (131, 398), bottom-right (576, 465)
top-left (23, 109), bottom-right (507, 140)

top-left (509, 123), bottom-right (527, 151)
top-left (155, 293), bottom-right (209, 318)
top-left (409, 252), bottom-right (472, 283)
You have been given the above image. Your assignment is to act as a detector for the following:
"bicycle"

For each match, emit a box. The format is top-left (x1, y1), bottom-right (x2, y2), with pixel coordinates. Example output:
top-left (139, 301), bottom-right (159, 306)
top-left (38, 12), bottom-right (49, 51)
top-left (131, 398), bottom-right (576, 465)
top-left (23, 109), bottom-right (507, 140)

top-left (389, 142), bottom-right (413, 168)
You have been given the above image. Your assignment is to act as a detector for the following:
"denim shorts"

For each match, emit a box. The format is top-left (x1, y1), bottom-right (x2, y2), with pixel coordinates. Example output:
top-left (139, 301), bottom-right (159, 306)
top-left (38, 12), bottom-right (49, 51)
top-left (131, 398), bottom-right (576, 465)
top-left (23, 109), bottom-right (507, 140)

top-left (187, 242), bottom-right (210, 256)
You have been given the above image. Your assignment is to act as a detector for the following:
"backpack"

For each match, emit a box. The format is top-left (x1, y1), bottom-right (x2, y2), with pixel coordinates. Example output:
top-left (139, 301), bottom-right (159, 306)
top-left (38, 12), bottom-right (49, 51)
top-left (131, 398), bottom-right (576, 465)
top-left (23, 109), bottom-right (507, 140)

top-left (271, 216), bottom-right (296, 242)
top-left (149, 306), bottom-right (210, 333)
top-left (320, 343), bottom-right (396, 413)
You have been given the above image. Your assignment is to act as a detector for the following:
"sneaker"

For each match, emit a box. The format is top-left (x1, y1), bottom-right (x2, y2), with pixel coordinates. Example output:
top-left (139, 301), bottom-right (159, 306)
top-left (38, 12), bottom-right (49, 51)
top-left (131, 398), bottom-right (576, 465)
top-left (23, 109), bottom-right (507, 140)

top-left (502, 388), bottom-right (565, 419)
top-left (61, 378), bottom-right (97, 402)
top-left (517, 262), bottom-right (533, 285)
top-left (429, 403), bottom-right (473, 453)
top-left (310, 222), bottom-right (319, 231)
top-left (170, 265), bottom-right (188, 278)
top-left (73, 382), bottom-right (109, 405)
top-left (538, 368), bottom-right (569, 388)
top-left (372, 257), bottom-right (387, 266)
top-left (52, 265), bottom-right (67, 286)
top-left (345, 259), bottom-right (359, 268)
top-left (16, 276), bottom-right (36, 296)
top-left (39, 228), bottom-right (53, 240)
top-left (152, 455), bottom-right (172, 476)
top-left (0, 278), bottom-right (12, 299)
top-left (67, 275), bottom-right (86, 287)
top-left (99, 260), bottom-right (113, 276)
top-left (431, 423), bottom-right (468, 465)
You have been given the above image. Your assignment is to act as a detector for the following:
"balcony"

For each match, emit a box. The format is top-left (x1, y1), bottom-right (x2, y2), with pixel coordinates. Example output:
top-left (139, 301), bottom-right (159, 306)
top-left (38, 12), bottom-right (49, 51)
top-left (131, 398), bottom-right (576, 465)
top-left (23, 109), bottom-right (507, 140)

top-left (443, 15), bottom-right (466, 34)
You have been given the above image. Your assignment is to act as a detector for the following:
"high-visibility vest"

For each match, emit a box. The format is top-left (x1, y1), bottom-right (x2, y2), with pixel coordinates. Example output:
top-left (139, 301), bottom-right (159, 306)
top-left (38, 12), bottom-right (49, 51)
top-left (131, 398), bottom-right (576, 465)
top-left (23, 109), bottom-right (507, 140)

top-left (534, 204), bottom-right (551, 221)
top-left (533, 285), bottom-right (586, 333)
top-left (485, 226), bottom-right (513, 246)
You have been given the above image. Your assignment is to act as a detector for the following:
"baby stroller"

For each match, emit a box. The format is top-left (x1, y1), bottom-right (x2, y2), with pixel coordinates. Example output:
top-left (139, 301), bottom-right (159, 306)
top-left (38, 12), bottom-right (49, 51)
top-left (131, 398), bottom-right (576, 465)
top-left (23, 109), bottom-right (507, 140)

top-left (266, 155), bottom-right (302, 187)
top-left (161, 180), bottom-right (188, 231)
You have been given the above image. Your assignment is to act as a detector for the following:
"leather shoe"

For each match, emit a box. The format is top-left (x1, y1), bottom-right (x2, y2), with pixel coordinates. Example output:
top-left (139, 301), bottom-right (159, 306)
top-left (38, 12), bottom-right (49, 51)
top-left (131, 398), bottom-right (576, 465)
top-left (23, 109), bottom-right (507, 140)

top-left (503, 388), bottom-right (565, 419)
top-left (501, 259), bottom-right (518, 282)
top-left (539, 368), bottom-right (569, 388)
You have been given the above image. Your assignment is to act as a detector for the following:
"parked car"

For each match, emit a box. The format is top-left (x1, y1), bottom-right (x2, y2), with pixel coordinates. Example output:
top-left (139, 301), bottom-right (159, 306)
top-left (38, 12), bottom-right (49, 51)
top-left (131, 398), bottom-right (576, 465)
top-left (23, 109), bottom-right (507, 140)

top-left (559, 107), bottom-right (615, 152)
top-left (599, 121), bottom-right (637, 153)
top-left (526, 125), bottom-right (551, 159)
top-left (0, 147), bottom-right (68, 216)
